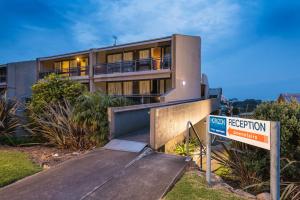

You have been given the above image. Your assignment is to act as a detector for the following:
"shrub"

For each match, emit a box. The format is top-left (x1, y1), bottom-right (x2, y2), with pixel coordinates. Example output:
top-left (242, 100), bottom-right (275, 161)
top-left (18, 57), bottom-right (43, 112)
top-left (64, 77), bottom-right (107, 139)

top-left (0, 96), bottom-right (19, 144)
top-left (213, 100), bottom-right (300, 196)
top-left (29, 74), bottom-right (87, 113)
top-left (253, 100), bottom-right (300, 180)
top-left (28, 100), bottom-right (95, 150)
top-left (73, 92), bottom-right (131, 145)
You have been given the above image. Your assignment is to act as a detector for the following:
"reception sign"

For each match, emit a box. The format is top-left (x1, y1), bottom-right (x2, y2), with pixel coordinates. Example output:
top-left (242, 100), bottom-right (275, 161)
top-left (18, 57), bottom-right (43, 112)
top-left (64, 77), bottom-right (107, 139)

top-left (208, 115), bottom-right (271, 150)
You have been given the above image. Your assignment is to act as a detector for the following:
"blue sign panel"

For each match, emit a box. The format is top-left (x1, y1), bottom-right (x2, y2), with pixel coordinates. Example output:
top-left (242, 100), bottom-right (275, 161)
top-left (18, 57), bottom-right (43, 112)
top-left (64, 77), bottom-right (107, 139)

top-left (209, 116), bottom-right (227, 136)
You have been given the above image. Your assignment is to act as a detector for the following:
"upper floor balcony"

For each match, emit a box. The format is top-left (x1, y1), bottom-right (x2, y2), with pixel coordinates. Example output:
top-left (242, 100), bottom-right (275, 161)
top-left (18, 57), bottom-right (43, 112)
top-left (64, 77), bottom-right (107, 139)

top-left (39, 66), bottom-right (89, 79)
top-left (94, 56), bottom-right (171, 75)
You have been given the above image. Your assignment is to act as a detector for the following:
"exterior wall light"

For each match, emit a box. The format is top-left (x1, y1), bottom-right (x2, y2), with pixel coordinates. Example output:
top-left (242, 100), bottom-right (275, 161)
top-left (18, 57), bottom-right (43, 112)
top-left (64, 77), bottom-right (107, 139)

top-left (76, 57), bottom-right (80, 62)
top-left (182, 81), bottom-right (186, 86)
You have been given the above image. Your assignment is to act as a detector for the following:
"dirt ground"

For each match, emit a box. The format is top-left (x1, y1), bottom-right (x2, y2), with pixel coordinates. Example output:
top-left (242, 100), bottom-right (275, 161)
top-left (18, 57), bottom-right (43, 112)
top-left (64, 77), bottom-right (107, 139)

top-left (0, 145), bottom-right (91, 169)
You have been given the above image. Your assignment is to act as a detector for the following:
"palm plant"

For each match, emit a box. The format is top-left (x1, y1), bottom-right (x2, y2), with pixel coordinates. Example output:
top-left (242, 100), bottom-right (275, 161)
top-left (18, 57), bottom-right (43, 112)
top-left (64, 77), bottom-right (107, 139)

top-left (73, 92), bottom-right (131, 145)
top-left (0, 95), bottom-right (19, 143)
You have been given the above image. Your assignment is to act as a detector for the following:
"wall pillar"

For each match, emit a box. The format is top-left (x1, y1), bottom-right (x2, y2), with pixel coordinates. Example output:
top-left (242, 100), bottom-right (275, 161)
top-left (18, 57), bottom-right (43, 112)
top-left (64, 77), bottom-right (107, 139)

top-left (89, 51), bottom-right (95, 92)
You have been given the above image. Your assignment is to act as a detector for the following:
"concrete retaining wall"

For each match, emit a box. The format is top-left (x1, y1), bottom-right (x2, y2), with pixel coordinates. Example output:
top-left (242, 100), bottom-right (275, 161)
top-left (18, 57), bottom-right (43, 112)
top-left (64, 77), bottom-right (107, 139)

top-left (108, 98), bottom-right (208, 139)
top-left (150, 98), bottom-right (220, 150)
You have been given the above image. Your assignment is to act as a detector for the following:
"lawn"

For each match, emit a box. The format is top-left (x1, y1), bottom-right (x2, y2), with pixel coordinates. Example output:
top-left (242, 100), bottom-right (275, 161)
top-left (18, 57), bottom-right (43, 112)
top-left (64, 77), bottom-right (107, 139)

top-left (164, 171), bottom-right (244, 200)
top-left (0, 150), bottom-right (42, 187)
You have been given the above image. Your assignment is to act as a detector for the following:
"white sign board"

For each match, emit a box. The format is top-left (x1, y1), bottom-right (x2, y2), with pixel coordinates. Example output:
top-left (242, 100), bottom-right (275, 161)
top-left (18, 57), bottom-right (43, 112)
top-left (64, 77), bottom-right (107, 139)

top-left (208, 115), bottom-right (271, 150)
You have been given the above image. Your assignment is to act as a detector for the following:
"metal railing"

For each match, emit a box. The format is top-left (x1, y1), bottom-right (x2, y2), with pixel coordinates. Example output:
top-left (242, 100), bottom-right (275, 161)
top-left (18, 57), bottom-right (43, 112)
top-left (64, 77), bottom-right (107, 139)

top-left (186, 121), bottom-right (206, 171)
top-left (39, 66), bottom-right (89, 79)
top-left (110, 93), bottom-right (161, 104)
top-left (94, 56), bottom-right (171, 75)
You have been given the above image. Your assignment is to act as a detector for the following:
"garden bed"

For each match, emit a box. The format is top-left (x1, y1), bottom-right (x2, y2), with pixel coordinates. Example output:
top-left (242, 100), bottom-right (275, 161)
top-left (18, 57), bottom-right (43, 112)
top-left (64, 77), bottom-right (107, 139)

top-left (0, 145), bottom-right (89, 169)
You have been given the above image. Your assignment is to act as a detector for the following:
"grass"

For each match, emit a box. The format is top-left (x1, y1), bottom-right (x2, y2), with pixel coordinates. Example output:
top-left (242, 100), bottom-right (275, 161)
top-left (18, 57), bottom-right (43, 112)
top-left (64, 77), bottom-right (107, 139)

top-left (164, 171), bottom-right (245, 200)
top-left (0, 150), bottom-right (42, 187)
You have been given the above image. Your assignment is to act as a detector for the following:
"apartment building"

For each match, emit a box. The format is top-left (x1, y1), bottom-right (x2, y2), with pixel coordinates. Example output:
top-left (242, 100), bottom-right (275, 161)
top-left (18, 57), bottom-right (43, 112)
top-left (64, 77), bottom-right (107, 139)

top-left (38, 34), bottom-right (204, 103)
top-left (1, 34), bottom-right (208, 103)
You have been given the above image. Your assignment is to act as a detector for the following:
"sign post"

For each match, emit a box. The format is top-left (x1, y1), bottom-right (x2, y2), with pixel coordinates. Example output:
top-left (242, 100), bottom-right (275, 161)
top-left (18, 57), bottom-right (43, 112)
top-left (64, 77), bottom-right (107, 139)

top-left (206, 115), bottom-right (280, 200)
top-left (270, 122), bottom-right (280, 200)
top-left (206, 117), bottom-right (211, 186)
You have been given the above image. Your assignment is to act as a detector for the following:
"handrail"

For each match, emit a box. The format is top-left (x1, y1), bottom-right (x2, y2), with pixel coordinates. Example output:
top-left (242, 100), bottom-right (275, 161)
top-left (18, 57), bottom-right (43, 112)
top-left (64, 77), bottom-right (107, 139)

top-left (94, 56), bottom-right (171, 75)
top-left (186, 121), bottom-right (206, 171)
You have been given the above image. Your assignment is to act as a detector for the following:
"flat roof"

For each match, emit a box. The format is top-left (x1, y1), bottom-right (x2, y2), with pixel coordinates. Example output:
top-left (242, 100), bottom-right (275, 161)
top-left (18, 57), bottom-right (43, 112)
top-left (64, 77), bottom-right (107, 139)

top-left (38, 35), bottom-right (172, 61)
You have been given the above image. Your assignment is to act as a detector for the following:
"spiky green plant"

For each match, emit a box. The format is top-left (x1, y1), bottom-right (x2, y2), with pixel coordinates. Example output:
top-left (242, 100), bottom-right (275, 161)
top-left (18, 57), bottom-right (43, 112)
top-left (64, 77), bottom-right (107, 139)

top-left (28, 100), bottom-right (95, 150)
top-left (0, 96), bottom-right (19, 143)
top-left (212, 141), bottom-right (265, 192)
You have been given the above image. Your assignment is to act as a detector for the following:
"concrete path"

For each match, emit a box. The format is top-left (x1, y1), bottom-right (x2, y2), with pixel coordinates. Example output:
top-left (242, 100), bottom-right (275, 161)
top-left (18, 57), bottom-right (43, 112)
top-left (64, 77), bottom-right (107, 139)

top-left (0, 148), bottom-right (187, 200)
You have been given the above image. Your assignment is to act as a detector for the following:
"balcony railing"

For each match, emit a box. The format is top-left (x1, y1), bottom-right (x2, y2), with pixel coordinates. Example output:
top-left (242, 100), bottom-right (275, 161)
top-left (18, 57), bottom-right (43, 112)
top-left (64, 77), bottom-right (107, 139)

top-left (94, 56), bottom-right (171, 75)
top-left (0, 75), bottom-right (6, 83)
top-left (110, 93), bottom-right (161, 104)
top-left (39, 66), bottom-right (89, 79)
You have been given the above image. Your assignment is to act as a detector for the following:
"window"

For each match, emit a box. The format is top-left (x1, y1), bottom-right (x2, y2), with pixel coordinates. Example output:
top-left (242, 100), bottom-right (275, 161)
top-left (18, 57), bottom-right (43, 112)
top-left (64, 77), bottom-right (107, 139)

top-left (133, 81), bottom-right (139, 94)
top-left (70, 60), bottom-right (77, 68)
top-left (107, 54), bottom-right (122, 63)
top-left (164, 46), bottom-right (171, 56)
top-left (151, 47), bottom-right (162, 69)
top-left (139, 80), bottom-right (150, 94)
top-left (123, 82), bottom-right (133, 95)
top-left (160, 80), bottom-right (165, 94)
top-left (62, 61), bottom-right (69, 76)
top-left (139, 50), bottom-right (150, 59)
top-left (108, 82), bottom-right (122, 95)
top-left (80, 58), bottom-right (88, 67)
top-left (54, 62), bottom-right (61, 72)
top-left (123, 52), bottom-right (133, 61)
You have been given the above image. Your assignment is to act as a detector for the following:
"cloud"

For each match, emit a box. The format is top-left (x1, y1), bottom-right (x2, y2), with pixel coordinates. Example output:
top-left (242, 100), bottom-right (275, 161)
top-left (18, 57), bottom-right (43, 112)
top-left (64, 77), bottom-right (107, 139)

top-left (69, 0), bottom-right (241, 48)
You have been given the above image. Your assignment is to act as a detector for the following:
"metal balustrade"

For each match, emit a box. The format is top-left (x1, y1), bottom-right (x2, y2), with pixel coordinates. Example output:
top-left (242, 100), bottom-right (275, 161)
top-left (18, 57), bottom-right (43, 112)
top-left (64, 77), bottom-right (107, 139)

top-left (39, 66), bottom-right (89, 79)
top-left (94, 56), bottom-right (171, 75)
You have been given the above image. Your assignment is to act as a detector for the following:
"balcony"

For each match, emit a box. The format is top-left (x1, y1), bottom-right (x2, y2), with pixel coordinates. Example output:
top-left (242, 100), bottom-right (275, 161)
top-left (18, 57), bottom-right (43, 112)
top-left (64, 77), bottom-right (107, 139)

top-left (39, 66), bottom-right (89, 79)
top-left (94, 56), bottom-right (171, 75)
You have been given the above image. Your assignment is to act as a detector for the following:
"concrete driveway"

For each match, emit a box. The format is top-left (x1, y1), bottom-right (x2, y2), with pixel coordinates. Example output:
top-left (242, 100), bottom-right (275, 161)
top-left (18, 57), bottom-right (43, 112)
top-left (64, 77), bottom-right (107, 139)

top-left (0, 148), bottom-right (187, 200)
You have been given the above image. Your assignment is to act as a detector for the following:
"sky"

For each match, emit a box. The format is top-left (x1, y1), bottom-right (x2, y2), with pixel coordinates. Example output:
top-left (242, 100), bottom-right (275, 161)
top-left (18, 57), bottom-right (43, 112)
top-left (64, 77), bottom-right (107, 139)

top-left (0, 0), bottom-right (299, 100)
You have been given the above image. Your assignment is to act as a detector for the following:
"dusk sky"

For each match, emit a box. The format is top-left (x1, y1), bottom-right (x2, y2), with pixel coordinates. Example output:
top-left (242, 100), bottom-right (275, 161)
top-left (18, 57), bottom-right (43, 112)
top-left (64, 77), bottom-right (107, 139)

top-left (0, 0), bottom-right (299, 100)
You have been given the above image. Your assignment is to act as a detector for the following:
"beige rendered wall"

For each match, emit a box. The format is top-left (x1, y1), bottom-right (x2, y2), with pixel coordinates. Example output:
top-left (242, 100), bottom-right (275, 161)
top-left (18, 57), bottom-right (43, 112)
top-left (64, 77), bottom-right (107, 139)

top-left (150, 98), bottom-right (219, 150)
top-left (162, 34), bottom-right (201, 102)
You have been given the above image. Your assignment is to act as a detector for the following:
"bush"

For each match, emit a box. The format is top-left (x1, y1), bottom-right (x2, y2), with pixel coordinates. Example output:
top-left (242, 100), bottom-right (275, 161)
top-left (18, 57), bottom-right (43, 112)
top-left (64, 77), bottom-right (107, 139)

top-left (29, 74), bottom-right (87, 113)
top-left (73, 92), bottom-right (132, 145)
top-left (213, 100), bottom-right (300, 196)
top-left (0, 96), bottom-right (19, 144)
top-left (253, 100), bottom-right (300, 180)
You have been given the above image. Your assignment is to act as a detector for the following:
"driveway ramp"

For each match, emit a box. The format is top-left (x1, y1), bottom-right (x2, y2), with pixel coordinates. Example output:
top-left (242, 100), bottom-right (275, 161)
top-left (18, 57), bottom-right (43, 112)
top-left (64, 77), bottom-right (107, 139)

top-left (0, 148), bottom-right (188, 200)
